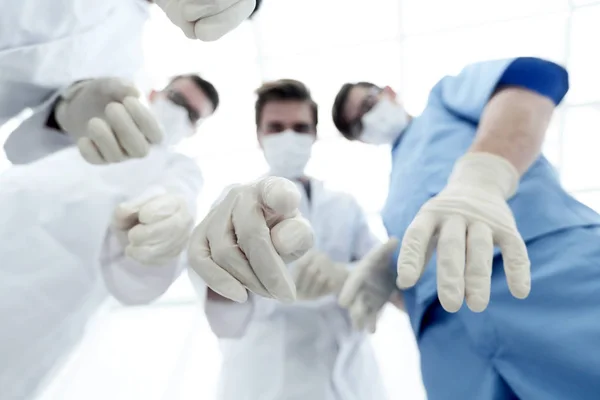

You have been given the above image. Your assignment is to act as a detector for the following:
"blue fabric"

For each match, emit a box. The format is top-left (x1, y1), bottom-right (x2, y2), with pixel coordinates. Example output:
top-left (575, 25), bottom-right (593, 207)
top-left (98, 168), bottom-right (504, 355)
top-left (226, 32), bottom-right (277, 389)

top-left (497, 57), bottom-right (569, 105)
top-left (382, 57), bottom-right (600, 397)
top-left (381, 58), bottom-right (600, 333)
top-left (418, 227), bottom-right (600, 400)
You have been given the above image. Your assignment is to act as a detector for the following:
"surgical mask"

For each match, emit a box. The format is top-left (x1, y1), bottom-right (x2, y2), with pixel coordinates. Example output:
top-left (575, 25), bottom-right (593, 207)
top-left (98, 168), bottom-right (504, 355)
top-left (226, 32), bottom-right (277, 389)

top-left (260, 130), bottom-right (314, 179)
top-left (150, 96), bottom-right (195, 146)
top-left (360, 98), bottom-right (408, 145)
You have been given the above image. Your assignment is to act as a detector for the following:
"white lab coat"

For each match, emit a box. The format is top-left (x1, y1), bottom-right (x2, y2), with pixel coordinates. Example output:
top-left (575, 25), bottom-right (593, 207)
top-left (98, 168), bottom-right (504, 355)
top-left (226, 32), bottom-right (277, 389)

top-left (0, 0), bottom-right (149, 164)
top-left (205, 179), bottom-right (388, 400)
top-left (0, 147), bottom-right (202, 400)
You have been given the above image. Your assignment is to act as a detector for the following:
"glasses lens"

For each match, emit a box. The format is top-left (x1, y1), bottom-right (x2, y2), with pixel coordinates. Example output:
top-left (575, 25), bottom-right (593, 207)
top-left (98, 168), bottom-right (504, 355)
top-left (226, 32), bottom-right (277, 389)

top-left (167, 91), bottom-right (200, 124)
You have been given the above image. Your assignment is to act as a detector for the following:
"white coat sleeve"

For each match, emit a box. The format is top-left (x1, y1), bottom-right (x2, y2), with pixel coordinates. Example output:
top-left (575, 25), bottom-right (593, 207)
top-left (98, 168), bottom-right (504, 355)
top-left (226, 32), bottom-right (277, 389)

top-left (349, 198), bottom-right (381, 264)
top-left (204, 293), bottom-right (255, 339)
top-left (202, 184), bottom-right (256, 338)
top-left (100, 154), bottom-right (203, 305)
top-left (2, 87), bottom-right (76, 165)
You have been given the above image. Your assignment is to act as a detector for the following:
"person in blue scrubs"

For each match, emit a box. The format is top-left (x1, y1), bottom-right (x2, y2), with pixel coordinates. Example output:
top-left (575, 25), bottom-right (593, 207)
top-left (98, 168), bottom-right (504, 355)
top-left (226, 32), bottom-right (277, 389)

top-left (331, 57), bottom-right (600, 399)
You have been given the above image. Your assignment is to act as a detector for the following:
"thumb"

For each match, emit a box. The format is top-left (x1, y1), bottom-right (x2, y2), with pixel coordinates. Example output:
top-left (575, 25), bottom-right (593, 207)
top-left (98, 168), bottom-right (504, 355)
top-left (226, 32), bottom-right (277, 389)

top-left (363, 238), bottom-right (400, 270)
top-left (256, 176), bottom-right (301, 219)
top-left (104, 78), bottom-right (140, 102)
top-left (113, 187), bottom-right (168, 229)
top-left (113, 202), bottom-right (141, 230)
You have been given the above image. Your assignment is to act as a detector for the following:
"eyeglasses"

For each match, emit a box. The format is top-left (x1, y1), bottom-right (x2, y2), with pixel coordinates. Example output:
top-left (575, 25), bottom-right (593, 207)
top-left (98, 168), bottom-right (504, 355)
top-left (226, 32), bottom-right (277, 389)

top-left (348, 87), bottom-right (381, 139)
top-left (166, 90), bottom-right (201, 125)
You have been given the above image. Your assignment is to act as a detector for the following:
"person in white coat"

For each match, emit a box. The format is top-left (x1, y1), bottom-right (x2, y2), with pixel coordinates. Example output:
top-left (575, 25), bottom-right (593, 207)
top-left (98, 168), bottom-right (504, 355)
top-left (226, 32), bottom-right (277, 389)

top-left (0, 73), bottom-right (220, 400)
top-left (203, 79), bottom-right (391, 400)
top-left (0, 0), bottom-right (259, 164)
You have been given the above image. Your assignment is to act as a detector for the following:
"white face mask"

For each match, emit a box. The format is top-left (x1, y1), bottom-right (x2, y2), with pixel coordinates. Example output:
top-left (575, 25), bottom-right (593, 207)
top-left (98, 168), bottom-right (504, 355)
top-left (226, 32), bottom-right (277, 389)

top-left (150, 96), bottom-right (195, 146)
top-left (260, 130), bottom-right (314, 179)
top-left (360, 98), bottom-right (408, 145)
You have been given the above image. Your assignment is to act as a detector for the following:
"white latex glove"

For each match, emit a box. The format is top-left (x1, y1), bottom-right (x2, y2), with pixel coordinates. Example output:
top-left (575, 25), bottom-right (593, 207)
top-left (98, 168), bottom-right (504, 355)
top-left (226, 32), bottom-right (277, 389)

top-left (292, 251), bottom-right (349, 300)
top-left (112, 192), bottom-right (194, 265)
top-left (397, 153), bottom-right (531, 313)
top-left (55, 78), bottom-right (163, 164)
top-left (156, 0), bottom-right (256, 41)
top-left (338, 238), bottom-right (399, 333)
top-left (188, 176), bottom-right (314, 303)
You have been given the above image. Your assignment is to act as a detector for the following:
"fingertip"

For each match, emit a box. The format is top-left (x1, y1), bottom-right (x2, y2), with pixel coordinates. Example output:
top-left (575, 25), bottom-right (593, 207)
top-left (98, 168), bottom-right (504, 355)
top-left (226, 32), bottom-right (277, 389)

top-left (509, 282), bottom-right (531, 300)
top-left (259, 177), bottom-right (301, 214)
top-left (466, 296), bottom-right (488, 313)
top-left (338, 293), bottom-right (351, 308)
top-left (228, 287), bottom-right (249, 303)
top-left (277, 286), bottom-right (297, 303)
top-left (77, 137), bottom-right (104, 165)
top-left (271, 217), bottom-right (314, 260)
top-left (396, 265), bottom-right (419, 289)
top-left (439, 297), bottom-right (463, 313)
top-left (210, 282), bottom-right (248, 303)
top-left (387, 237), bottom-right (400, 248)
top-left (122, 96), bottom-right (142, 110)
top-left (439, 283), bottom-right (464, 313)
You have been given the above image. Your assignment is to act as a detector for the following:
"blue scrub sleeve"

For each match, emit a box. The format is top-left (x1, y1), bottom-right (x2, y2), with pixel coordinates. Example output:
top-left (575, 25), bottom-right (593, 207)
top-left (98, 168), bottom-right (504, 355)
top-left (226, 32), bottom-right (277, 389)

top-left (497, 57), bottom-right (569, 105)
top-left (436, 57), bottom-right (568, 124)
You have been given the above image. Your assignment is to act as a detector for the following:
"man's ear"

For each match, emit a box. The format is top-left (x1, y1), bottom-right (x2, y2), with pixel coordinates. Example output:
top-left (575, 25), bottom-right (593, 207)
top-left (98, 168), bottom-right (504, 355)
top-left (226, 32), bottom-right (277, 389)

top-left (149, 90), bottom-right (158, 102)
top-left (382, 86), bottom-right (397, 100)
top-left (257, 130), bottom-right (263, 149)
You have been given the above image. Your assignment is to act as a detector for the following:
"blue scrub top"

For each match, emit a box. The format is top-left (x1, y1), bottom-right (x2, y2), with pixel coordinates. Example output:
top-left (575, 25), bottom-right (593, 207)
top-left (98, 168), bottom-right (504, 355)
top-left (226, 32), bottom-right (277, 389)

top-left (381, 57), bottom-right (600, 333)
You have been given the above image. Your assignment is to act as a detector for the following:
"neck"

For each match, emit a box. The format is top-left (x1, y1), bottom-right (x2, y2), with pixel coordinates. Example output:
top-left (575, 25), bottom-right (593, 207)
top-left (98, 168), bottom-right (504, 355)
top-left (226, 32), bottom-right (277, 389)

top-left (269, 172), bottom-right (309, 182)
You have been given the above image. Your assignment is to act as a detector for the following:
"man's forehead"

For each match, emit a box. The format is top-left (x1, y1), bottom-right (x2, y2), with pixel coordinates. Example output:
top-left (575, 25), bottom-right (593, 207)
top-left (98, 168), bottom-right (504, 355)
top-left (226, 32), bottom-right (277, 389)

top-left (262, 100), bottom-right (313, 120)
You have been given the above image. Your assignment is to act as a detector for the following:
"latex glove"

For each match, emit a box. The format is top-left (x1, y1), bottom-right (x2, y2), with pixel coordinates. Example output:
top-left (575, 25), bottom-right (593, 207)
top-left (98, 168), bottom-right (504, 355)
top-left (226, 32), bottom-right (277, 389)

top-left (338, 238), bottom-right (399, 333)
top-left (55, 78), bottom-right (163, 164)
top-left (397, 153), bottom-right (530, 313)
top-left (156, 0), bottom-right (256, 41)
top-left (292, 251), bottom-right (349, 300)
top-left (188, 176), bottom-right (314, 303)
top-left (112, 192), bottom-right (194, 265)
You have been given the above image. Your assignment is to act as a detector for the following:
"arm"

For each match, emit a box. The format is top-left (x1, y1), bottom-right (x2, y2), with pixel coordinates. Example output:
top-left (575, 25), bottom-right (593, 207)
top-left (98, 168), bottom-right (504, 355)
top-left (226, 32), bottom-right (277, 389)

top-left (101, 155), bottom-right (203, 305)
top-left (204, 290), bottom-right (255, 338)
top-left (3, 88), bottom-right (74, 164)
top-left (471, 58), bottom-right (568, 174)
top-left (443, 57), bottom-right (568, 174)
top-left (397, 58), bottom-right (568, 312)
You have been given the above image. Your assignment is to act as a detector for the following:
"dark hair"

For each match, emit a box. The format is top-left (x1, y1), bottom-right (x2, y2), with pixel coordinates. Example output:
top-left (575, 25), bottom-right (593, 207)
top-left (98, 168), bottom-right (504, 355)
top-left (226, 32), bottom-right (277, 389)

top-left (250, 0), bottom-right (262, 19)
top-left (255, 79), bottom-right (318, 127)
top-left (332, 81), bottom-right (378, 139)
top-left (168, 74), bottom-right (220, 111)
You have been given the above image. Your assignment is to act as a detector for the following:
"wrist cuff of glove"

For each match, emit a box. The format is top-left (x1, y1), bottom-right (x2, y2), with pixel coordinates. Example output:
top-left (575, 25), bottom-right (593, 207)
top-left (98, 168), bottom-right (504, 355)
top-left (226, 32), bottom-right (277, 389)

top-left (449, 152), bottom-right (520, 199)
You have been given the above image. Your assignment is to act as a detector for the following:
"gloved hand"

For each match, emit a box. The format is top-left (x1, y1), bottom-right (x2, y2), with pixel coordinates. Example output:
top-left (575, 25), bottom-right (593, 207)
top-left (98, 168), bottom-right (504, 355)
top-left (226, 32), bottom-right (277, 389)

top-left (292, 251), bottom-right (349, 300)
top-left (338, 238), bottom-right (399, 333)
top-left (155, 0), bottom-right (256, 41)
top-left (55, 78), bottom-right (163, 164)
top-left (188, 176), bottom-right (314, 303)
top-left (112, 192), bottom-right (194, 265)
top-left (397, 152), bottom-right (531, 313)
